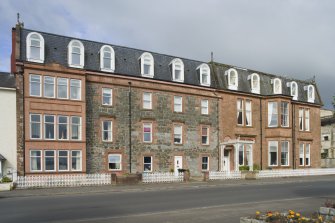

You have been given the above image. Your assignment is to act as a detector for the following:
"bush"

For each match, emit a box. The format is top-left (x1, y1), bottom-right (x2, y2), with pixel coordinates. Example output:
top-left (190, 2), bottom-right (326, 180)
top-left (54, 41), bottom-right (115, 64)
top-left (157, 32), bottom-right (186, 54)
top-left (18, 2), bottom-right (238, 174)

top-left (253, 164), bottom-right (260, 171)
top-left (239, 166), bottom-right (250, 171)
top-left (177, 168), bottom-right (189, 173)
top-left (1, 176), bottom-right (12, 183)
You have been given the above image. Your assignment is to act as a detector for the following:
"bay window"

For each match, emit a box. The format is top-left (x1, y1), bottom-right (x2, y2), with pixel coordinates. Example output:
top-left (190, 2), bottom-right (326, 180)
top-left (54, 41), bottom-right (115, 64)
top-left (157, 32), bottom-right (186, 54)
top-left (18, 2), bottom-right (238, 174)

top-left (237, 99), bottom-right (243, 125)
top-left (281, 141), bottom-right (289, 166)
top-left (57, 78), bottom-right (68, 99)
top-left (245, 100), bottom-right (252, 126)
top-left (268, 141), bottom-right (278, 166)
top-left (268, 102), bottom-right (278, 127)
top-left (44, 76), bottom-right (55, 98)
top-left (280, 102), bottom-right (289, 127)
top-left (299, 144), bottom-right (304, 166)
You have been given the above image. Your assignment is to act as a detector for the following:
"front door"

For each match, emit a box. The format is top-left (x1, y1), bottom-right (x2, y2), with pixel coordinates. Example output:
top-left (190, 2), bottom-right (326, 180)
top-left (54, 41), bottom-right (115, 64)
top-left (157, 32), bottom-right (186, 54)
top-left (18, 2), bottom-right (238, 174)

top-left (222, 149), bottom-right (230, 172)
top-left (174, 156), bottom-right (183, 176)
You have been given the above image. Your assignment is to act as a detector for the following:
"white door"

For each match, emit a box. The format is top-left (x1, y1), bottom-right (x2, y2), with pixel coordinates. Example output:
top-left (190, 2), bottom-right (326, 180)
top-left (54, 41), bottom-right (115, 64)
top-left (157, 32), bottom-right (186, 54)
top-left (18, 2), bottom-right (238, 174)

top-left (174, 156), bottom-right (183, 176)
top-left (221, 149), bottom-right (230, 172)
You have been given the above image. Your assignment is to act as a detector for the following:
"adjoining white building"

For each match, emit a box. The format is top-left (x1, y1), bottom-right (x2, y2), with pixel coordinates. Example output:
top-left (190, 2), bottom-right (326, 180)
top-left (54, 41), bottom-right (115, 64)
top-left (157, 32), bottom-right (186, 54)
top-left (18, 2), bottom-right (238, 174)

top-left (321, 109), bottom-right (335, 167)
top-left (0, 72), bottom-right (17, 180)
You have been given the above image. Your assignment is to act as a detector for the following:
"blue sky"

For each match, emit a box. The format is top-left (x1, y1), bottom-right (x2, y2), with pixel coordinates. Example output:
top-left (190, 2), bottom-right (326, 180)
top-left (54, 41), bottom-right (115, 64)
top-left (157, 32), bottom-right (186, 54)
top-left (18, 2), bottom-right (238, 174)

top-left (1, 0), bottom-right (334, 108)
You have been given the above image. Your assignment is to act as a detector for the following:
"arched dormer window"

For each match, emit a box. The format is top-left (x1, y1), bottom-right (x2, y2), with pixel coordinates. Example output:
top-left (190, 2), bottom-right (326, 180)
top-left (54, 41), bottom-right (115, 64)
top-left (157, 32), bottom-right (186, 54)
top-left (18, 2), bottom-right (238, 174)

top-left (289, 81), bottom-right (298, 100)
top-left (272, 78), bottom-right (282, 94)
top-left (140, 52), bottom-right (154, 78)
top-left (249, 73), bottom-right (260, 94)
top-left (68, 40), bottom-right (84, 68)
top-left (100, 45), bottom-right (115, 72)
top-left (26, 32), bottom-right (44, 63)
top-left (306, 84), bottom-right (315, 103)
top-left (197, 63), bottom-right (210, 86)
top-left (171, 58), bottom-right (184, 82)
top-left (225, 68), bottom-right (238, 90)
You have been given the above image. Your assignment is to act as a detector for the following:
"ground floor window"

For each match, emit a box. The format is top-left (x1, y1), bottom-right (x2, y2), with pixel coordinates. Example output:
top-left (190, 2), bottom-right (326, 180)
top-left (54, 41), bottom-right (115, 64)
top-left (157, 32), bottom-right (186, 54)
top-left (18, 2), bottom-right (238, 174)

top-left (143, 156), bottom-right (152, 172)
top-left (238, 145), bottom-right (244, 166)
top-left (281, 141), bottom-right (289, 166)
top-left (306, 144), bottom-right (310, 166)
top-left (45, 150), bottom-right (55, 171)
top-left (30, 150), bottom-right (42, 171)
top-left (108, 154), bottom-right (122, 170)
top-left (300, 143), bottom-right (311, 166)
top-left (299, 143), bottom-right (304, 166)
top-left (58, 150), bottom-right (69, 171)
top-left (71, 151), bottom-right (82, 171)
top-left (202, 156), bottom-right (209, 171)
top-left (268, 141), bottom-right (278, 166)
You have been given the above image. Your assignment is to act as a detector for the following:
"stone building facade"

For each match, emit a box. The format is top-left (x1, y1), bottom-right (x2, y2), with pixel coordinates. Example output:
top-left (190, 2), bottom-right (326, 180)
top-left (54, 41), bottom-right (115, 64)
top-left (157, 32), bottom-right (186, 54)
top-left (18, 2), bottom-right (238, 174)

top-left (320, 109), bottom-right (335, 167)
top-left (11, 23), bottom-right (322, 177)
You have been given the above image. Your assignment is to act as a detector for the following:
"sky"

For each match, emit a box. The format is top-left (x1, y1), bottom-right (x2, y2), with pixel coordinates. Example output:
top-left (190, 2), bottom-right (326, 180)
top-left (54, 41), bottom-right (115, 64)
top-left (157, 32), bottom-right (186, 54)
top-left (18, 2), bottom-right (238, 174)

top-left (0, 0), bottom-right (334, 109)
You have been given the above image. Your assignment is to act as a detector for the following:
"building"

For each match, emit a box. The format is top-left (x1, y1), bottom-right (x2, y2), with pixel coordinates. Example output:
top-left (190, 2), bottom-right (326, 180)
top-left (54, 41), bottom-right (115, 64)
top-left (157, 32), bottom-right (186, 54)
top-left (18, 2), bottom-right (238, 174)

top-left (0, 72), bottom-right (17, 180)
top-left (321, 109), bottom-right (335, 167)
top-left (10, 23), bottom-right (322, 177)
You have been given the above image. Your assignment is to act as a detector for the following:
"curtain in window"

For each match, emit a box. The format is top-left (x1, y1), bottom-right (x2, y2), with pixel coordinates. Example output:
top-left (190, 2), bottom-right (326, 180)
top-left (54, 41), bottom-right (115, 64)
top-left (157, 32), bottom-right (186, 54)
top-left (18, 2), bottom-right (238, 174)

top-left (268, 102), bottom-right (278, 126)
top-left (237, 100), bottom-right (243, 125)
top-left (245, 100), bottom-right (252, 126)
top-left (299, 109), bottom-right (304, 130)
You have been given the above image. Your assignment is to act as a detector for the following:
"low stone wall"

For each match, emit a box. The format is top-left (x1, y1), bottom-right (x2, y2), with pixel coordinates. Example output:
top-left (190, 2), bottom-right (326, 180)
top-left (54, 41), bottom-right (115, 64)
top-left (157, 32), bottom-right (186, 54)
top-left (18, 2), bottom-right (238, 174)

top-left (321, 159), bottom-right (335, 168)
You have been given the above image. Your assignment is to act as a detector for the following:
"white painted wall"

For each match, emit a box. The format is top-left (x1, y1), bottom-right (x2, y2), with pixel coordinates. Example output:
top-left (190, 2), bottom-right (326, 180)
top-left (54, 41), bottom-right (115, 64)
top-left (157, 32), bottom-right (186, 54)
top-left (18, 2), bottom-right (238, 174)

top-left (0, 87), bottom-right (17, 180)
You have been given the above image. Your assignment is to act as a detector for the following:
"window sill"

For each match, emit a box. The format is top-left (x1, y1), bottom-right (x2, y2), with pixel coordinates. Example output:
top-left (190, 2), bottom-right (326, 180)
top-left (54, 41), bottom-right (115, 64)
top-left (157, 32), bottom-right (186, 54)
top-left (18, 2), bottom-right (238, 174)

top-left (27, 59), bottom-right (44, 63)
top-left (69, 64), bottom-right (84, 69)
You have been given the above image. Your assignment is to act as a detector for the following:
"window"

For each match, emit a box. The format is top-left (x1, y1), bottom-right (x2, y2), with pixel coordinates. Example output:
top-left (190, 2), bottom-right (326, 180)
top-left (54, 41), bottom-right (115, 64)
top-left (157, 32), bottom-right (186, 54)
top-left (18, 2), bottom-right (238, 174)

top-left (68, 40), bottom-right (84, 68)
top-left (299, 108), bottom-right (304, 131)
top-left (57, 78), bottom-right (68, 99)
top-left (305, 144), bottom-right (310, 166)
top-left (171, 58), bottom-right (184, 82)
top-left (108, 154), bottom-right (121, 170)
top-left (58, 116), bottom-right (69, 140)
top-left (143, 123), bottom-right (152, 143)
top-left (102, 120), bottom-right (112, 142)
top-left (237, 99), bottom-right (244, 125)
top-left (202, 157), bottom-right (209, 171)
top-left (290, 81), bottom-right (298, 100)
top-left (140, 52), bottom-right (154, 77)
top-left (45, 150), bottom-right (55, 171)
top-left (174, 125), bottom-right (182, 144)
top-left (245, 145), bottom-right (252, 166)
top-left (26, 32), bottom-right (44, 63)
top-left (143, 156), bottom-right (152, 172)
top-left (268, 141), bottom-right (278, 166)
top-left (143, 92), bottom-right (152, 109)
top-left (306, 85), bottom-right (315, 103)
top-left (100, 45), bottom-right (115, 72)
top-left (102, 88), bottom-right (112, 106)
top-left (30, 150), bottom-right (42, 171)
top-left (70, 79), bottom-right (81, 100)
top-left (281, 141), bottom-right (289, 166)
top-left (299, 143), bottom-right (304, 166)
top-left (280, 102), bottom-right (289, 127)
top-left (238, 145), bottom-right (244, 166)
top-left (245, 100), bottom-right (252, 126)
top-left (324, 135), bottom-right (329, 141)
top-left (174, 96), bottom-right (182, 112)
top-left (71, 116), bottom-right (82, 140)
top-left (201, 126), bottom-right (209, 145)
top-left (272, 78), bottom-right (282, 94)
top-left (71, 151), bottom-right (82, 171)
top-left (250, 73), bottom-right (260, 94)
top-left (44, 76), bottom-right (55, 98)
top-left (299, 108), bottom-right (310, 131)
top-left (197, 64), bottom-right (210, 86)
top-left (29, 74), bottom-right (41, 97)
top-left (201, 99), bottom-right (209, 115)
top-left (226, 68), bottom-right (238, 90)
top-left (58, 150), bottom-right (69, 171)
top-left (30, 114), bottom-right (41, 139)
top-left (44, 115), bottom-right (55, 140)
top-left (268, 102), bottom-right (278, 127)
top-left (305, 109), bottom-right (310, 131)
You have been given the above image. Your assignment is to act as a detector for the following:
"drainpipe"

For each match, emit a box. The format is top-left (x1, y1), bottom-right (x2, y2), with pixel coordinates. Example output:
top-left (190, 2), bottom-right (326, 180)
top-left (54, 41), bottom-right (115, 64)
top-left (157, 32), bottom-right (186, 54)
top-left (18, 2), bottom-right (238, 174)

top-left (259, 98), bottom-right (263, 170)
top-left (128, 82), bottom-right (132, 173)
top-left (292, 104), bottom-right (296, 169)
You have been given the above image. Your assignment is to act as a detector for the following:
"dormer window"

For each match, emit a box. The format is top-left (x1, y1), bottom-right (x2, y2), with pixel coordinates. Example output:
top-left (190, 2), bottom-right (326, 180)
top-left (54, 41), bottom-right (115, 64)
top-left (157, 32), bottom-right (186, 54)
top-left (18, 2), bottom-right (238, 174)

top-left (249, 73), bottom-right (260, 94)
top-left (306, 84), bottom-right (315, 103)
top-left (171, 58), bottom-right (184, 82)
top-left (197, 64), bottom-right (210, 86)
top-left (225, 68), bottom-right (238, 90)
top-left (100, 45), bottom-right (115, 72)
top-left (68, 40), bottom-right (84, 68)
top-left (140, 52), bottom-right (154, 78)
top-left (289, 81), bottom-right (298, 100)
top-left (26, 32), bottom-right (44, 63)
top-left (272, 78), bottom-right (282, 94)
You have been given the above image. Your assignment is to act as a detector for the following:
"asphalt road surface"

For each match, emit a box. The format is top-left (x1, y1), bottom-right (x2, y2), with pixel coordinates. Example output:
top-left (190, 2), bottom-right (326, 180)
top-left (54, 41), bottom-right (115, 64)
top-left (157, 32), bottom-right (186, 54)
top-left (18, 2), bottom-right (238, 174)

top-left (1, 177), bottom-right (335, 223)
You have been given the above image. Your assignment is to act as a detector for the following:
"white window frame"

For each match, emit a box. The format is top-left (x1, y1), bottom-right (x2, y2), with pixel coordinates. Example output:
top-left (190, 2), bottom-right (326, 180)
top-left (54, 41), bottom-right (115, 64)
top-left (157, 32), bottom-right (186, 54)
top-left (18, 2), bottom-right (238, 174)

top-left (201, 99), bottom-right (209, 115)
top-left (173, 125), bottom-right (183, 144)
top-left (29, 74), bottom-right (42, 97)
top-left (71, 116), bottom-right (82, 140)
top-left (299, 143), bottom-right (305, 166)
top-left (268, 141), bottom-right (278, 166)
top-left (280, 102), bottom-right (289, 127)
top-left (70, 79), bottom-right (81, 100)
top-left (100, 45), bottom-right (115, 72)
top-left (299, 108), bottom-right (304, 131)
top-left (102, 120), bottom-right (113, 142)
top-left (171, 58), bottom-right (184, 82)
top-left (174, 96), bottom-right (183, 112)
top-left (44, 150), bottom-right (56, 172)
top-left (43, 76), bottom-right (55, 98)
top-left (290, 81), bottom-right (298, 100)
top-left (71, 150), bottom-right (82, 171)
top-left (143, 156), bottom-right (153, 172)
top-left (281, 141), bottom-right (289, 166)
top-left (305, 144), bottom-right (311, 166)
top-left (102, 88), bottom-right (113, 106)
top-left (140, 52), bottom-right (154, 78)
top-left (238, 144), bottom-right (244, 166)
top-left (30, 114), bottom-right (42, 139)
top-left (143, 92), bottom-right (152, 109)
top-left (57, 78), bottom-right (69, 99)
top-left (201, 156), bottom-right (209, 171)
top-left (250, 73), bottom-right (260, 94)
top-left (201, 126), bottom-right (209, 145)
top-left (268, 102), bottom-right (278, 127)
top-left (226, 68), bottom-right (238, 90)
top-left (26, 32), bottom-right (44, 63)
top-left (68, 40), bottom-right (84, 68)
top-left (245, 100), bottom-right (252, 127)
top-left (143, 123), bottom-right (153, 143)
top-left (237, 99), bottom-right (244, 126)
top-left (197, 63), bottom-right (211, 86)
top-left (58, 116), bottom-right (69, 140)
top-left (306, 85), bottom-right (315, 103)
top-left (44, 114), bottom-right (56, 140)
top-left (272, 78), bottom-right (282, 94)
top-left (108, 154), bottom-right (122, 171)
top-left (30, 150), bottom-right (42, 172)
top-left (58, 150), bottom-right (69, 171)
top-left (305, 109), bottom-right (310, 131)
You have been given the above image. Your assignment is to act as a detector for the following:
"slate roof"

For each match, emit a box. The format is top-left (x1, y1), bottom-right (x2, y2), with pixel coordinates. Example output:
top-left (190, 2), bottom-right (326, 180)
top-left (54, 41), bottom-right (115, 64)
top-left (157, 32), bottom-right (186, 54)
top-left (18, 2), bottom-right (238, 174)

top-left (0, 154), bottom-right (6, 161)
top-left (19, 28), bottom-right (322, 105)
top-left (0, 72), bottom-right (16, 89)
top-left (321, 115), bottom-right (335, 126)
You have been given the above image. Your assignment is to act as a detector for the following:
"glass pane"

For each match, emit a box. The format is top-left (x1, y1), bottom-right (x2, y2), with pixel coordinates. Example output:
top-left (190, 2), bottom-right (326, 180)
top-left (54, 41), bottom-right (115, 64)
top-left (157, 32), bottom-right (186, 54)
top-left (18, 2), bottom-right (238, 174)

top-left (59, 116), bottom-right (68, 123)
top-left (144, 157), bottom-right (151, 163)
top-left (104, 58), bottom-right (111, 69)
top-left (202, 136), bottom-right (208, 144)
top-left (72, 157), bottom-right (81, 170)
top-left (175, 70), bottom-right (181, 80)
top-left (144, 64), bottom-right (150, 75)
top-left (59, 157), bottom-right (68, 170)
top-left (72, 151), bottom-right (81, 157)
top-left (144, 133), bottom-right (151, 142)
top-left (45, 123), bottom-right (54, 139)
top-left (31, 157), bottom-right (41, 170)
top-left (31, 115), bottom-right (40, 122)
top-left (31, 123), bottom-right (41, 138)
top-left (31, 151), bottom-right (41, 156)
top-left (31, 82), bottom-right (40, 96)
top-left (72, 117), bottom-right (80, 124)
top-left (58, 124), bottom-right (68, 139)
top-left (45, 157), bottom-right (54, 170)
top-left (59, 151), bottom-right (68, 156)
top-left (144, 163), bottom-right (151, 171)
top-left (109, 155), bottom-right (120, 163)
top-left (72, 54), bottom-right (80, 65)
top-left (58, 86), bottom-right (67, 98)
top-left (30, 47), bottom-right (40, 59)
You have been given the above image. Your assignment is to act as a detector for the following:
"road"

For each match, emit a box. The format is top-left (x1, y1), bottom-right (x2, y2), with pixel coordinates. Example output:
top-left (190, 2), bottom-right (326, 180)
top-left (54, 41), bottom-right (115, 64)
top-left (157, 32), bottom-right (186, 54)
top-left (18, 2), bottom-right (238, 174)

top-left (1, 177), bottom-right (335, 223)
